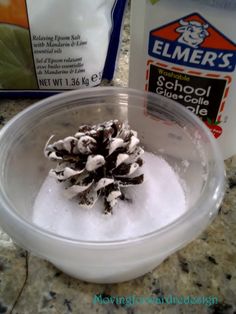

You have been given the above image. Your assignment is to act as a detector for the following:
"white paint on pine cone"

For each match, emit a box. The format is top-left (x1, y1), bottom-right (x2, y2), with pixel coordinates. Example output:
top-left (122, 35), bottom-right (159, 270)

top-left (107, 190), bottom-right (122, 203)
top-left (108, 138), bottom-right (124, 155)
top-left (77, 135), bottom-right (97, 154)
top-left (127, 163), bottom-right (139, 175)
top-left (95, 178), bottom-right (114, 191)
top-left (47, 152), bottom-right (63, 161)
top-left (62, 137), bottom-right (78, 153)
top-left (86, 155), bottom-right (105, 171)
top-left (74, 132), bottom-right (85, 139)
top-left (63, 167), bottom-right (84, 179)
top-left (64, 181), bottom-right (93, 199)
top-left (116, 153), bottom-right (129, 167)
top-left (125, 147), bottom-right (144, 164)
top-left (128, 136), bottom-right (140, 153)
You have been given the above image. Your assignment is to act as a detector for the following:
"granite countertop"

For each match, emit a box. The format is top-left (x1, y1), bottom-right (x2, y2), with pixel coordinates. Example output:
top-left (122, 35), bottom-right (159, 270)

top-left (0, 7), bottom-right (236, 314)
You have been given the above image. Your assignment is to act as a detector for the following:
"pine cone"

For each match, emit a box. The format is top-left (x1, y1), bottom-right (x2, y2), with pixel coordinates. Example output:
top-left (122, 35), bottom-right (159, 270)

top-left (44, 120), bottom-right (144, 214)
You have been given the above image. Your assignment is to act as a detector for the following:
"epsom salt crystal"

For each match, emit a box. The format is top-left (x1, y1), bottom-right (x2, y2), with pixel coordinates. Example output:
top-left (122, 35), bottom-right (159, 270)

top-left (32, 152), bottom-right (186, 241)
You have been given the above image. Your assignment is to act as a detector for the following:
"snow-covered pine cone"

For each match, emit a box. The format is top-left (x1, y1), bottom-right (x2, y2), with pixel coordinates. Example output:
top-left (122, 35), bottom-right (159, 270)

top-left (44, 120), bottom-right (144, 214)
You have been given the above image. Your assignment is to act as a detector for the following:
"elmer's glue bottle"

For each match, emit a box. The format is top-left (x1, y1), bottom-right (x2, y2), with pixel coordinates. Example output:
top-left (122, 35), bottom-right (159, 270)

top-left (129, 0), bottom-right (236, 159)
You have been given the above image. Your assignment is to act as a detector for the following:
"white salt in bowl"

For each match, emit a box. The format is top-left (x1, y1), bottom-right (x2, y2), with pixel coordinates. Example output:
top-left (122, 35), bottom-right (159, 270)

top-left (0, 87), bottom-right (225, 283)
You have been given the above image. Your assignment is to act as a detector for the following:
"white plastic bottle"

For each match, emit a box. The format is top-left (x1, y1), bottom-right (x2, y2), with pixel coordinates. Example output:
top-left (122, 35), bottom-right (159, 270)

top-left (129, 0), bottom-right (236, 159)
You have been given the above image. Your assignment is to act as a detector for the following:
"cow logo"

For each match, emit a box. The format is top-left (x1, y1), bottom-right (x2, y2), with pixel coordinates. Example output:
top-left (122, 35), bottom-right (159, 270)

top-left (148, 13), bottom-right (236, 72)
top-left (176, 19), bottom-right (209, 48)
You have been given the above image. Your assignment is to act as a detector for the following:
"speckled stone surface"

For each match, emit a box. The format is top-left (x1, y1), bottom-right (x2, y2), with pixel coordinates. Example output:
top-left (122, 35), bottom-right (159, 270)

top-left (0, 6), bottom-right (236, 314)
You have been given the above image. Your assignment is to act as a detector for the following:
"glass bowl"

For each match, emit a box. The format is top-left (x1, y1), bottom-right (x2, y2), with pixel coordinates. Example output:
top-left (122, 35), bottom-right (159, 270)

top-left (0, 87), bottom-right (225, 283)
